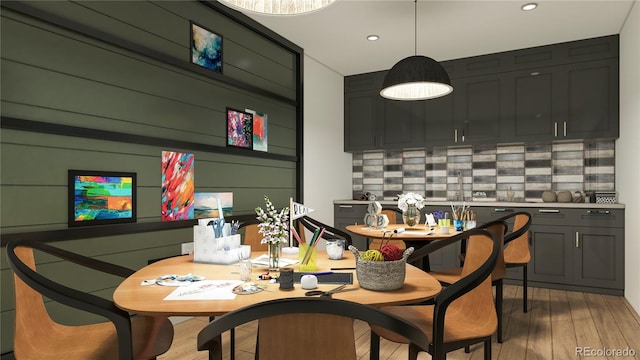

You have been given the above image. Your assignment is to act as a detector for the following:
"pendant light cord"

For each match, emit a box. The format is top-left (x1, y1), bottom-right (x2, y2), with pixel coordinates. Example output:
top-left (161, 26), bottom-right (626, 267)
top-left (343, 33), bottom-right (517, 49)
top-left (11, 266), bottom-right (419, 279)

top-left (414, 0), bottom-right (417, 56)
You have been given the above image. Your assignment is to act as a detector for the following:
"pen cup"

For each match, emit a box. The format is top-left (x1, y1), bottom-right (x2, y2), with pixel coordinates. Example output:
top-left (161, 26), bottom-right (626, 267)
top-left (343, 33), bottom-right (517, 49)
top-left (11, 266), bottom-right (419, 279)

top-left (299, 243), bottom-right (317, 271)
top-left (453, 219), bottom-right (463, 231)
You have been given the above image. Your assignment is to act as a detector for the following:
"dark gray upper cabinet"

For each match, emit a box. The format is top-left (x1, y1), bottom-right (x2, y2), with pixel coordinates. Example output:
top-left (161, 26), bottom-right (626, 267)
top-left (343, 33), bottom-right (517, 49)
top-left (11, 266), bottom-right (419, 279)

top-left (344, 71), bottom-right (426, 151)
top-left (344, 35), bottom-right (619, 152)
top-left (503, 58), bottom-right (619, 142)
top-left (344, 89), bottom-right (378, 151)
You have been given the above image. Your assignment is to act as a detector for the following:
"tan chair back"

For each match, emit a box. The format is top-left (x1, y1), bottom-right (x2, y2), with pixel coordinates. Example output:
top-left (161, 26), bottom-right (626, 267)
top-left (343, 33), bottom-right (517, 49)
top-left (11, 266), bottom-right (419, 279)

top-left (446, 232), bottom-right (498, 334)
top-left (504, 213), bottom-right (531, 263)
top-left (483, 221), bottom-right (506, 281)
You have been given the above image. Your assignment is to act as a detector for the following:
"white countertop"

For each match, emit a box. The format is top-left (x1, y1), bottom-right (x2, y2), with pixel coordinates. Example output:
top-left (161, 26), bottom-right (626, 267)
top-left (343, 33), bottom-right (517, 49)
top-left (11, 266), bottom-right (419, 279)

top-left (334, 199), bottom-right (625, 209)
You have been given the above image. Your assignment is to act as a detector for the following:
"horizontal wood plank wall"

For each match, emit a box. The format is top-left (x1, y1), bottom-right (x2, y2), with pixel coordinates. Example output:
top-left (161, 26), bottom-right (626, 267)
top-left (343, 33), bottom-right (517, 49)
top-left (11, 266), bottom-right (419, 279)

top-left (0, 1), bottom-right (301, 354)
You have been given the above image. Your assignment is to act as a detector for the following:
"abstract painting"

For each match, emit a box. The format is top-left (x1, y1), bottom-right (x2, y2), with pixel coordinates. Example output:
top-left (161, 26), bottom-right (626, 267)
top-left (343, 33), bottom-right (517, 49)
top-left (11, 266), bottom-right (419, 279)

top-left (68, 170), bottom-right (136, 227)
top-left (191, 22), bottom-right (222, 73)
top-left (226, 108), bottom-right (253, 149)
top-left (194, 192), bottom-right (233, 218)
top-left (161, 151), bottom-right (195, 221)
top-left (247, 109), bottom-right (268, 152)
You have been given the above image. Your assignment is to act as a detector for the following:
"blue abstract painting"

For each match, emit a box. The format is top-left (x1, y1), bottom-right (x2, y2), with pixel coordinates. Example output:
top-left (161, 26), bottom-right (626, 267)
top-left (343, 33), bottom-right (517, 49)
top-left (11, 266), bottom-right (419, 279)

top-left (191, 22), bottom-right (222, 73)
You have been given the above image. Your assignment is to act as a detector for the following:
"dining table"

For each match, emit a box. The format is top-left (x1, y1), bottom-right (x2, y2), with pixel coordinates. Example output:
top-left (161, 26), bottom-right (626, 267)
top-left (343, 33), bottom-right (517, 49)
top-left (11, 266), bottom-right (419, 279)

top-left (113, 249), bottom-right (442, 317)
top-left (346, 223), bottom-right (462, 271)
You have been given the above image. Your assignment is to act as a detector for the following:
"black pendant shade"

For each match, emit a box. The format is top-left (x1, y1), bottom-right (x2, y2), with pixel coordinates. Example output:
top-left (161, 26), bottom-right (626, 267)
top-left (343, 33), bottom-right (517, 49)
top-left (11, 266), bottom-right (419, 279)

top-left (380, 55), bottom-right (453, 101)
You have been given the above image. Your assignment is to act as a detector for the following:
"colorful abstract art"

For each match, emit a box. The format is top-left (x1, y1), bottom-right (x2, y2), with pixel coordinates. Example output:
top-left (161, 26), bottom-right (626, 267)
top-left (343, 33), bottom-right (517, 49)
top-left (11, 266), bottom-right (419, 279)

top-left (194, 192), bottom-right (233, 218)
top-left (247, 109), bottom-right (268, 152)
top-left (161, 151), bottom-right (195, 221)
top-left (226, 108), bottom-right (253, 149)
top-left (191, 22), bottom-right (222, 73)
top-left (68, 170), bottom-right (136, 227)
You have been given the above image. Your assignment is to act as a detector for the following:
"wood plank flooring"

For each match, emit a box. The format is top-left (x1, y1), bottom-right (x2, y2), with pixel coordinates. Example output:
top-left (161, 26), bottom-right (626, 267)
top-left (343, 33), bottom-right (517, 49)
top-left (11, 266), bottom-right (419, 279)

top-left (159, 285), bottom-right (640, 359)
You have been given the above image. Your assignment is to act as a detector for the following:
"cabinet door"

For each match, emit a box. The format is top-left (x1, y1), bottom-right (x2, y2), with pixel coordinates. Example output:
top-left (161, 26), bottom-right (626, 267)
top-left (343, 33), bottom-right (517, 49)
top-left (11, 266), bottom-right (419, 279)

top-left (424, 85), bottom-right (456, 146)
top-left (558, 59), bottom-right (619, 139)
top-left (528, 225), bottom-right (573, 285)
top-left (573, 226), bottom-right (624, 289)
top-left (344, 90), bottom-right (378, 151)
top-left (379, 99), bottom-right (424, 149)
top-left (505, 67), bottom-right (561, 142)
top-left (427, 242), bottom-right (462, 272)
top-left (453, 74), bottom-right (507, 144)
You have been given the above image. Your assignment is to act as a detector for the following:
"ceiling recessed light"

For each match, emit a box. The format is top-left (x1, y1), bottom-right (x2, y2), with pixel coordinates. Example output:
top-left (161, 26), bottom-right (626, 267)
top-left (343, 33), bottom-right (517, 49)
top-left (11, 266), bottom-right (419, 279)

top-left (521, 3), bottom-right (538, 11)
top-left (367, 35), bottom-right (379, 41)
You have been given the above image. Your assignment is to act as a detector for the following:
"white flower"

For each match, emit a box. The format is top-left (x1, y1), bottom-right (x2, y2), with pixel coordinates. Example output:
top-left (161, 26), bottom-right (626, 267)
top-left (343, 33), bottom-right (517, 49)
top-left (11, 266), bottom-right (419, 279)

top-left (397, 193), bottom-right (426, 211)
top-left (255, 196), bottom-right (289, 245)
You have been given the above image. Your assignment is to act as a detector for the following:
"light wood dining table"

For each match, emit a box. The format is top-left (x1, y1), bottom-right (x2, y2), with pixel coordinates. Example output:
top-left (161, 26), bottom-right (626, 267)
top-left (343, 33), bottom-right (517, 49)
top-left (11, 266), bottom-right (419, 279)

top-left (346, 223), bottom-right (462, 271)
top-left (113, 250), bottom-right (442, 317)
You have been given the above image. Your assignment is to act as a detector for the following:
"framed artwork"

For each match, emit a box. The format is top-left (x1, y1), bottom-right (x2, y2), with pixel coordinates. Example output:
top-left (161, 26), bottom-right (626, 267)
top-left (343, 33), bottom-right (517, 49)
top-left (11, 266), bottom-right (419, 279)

top-left (68, 170), bottom-right (136, 227)
top-left (226, 107), bottom-right (253, 149)
top-left (246, 109), bottom-right (268, 152)
top-left (161, 151), bottom-right (195, 221)
top-left (194, 192), bottom-right (233, 218)
top-left (190, 21), bottom-right (223, 73)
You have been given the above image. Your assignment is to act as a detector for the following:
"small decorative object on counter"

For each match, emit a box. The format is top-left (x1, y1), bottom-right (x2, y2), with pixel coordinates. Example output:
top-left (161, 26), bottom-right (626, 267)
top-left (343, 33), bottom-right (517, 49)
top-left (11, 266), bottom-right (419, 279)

top-left (349, 245), bottom-right (414, 291)
top-left (542, 190), bottom-right (557, 202)
top-left (557, 191), bottom-right (573, 203)
top-left (397, 193), bottom-right (425, 227)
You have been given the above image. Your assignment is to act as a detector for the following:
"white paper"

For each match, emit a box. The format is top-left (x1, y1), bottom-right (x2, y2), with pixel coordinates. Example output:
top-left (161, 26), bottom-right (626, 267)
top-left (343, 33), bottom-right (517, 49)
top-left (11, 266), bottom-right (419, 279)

top-left (250, 254), bottom-right (298, 267)
top-left (163, 280), bottom-right (243, 300)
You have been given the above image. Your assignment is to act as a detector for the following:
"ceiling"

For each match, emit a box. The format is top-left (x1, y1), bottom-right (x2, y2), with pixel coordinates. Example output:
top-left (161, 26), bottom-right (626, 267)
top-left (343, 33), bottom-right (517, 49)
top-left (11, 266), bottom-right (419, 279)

top-left (243, 0), bottom-right (636, 76)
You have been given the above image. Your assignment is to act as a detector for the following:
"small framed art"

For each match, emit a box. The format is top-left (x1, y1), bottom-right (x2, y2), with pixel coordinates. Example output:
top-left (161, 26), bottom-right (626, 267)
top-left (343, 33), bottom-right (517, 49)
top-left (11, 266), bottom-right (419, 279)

top-left (226, 107), bottom-right (253, 149)
top-left (190, 21), bottom-right (223, 73)
top-left (68, 170), bottom-right (137, 227)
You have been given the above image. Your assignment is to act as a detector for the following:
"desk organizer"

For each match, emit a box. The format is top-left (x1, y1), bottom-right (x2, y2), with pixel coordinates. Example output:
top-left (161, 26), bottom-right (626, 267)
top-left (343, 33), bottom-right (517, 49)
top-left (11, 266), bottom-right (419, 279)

top-left (349, 245), bottom-right (414, 291)
top-left (193, 233), bottom-right (251, 264)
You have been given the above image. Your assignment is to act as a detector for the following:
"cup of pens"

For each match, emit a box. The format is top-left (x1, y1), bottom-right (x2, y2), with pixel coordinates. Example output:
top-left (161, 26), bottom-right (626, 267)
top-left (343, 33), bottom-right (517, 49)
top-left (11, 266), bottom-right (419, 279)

top-left (299, 243), bottom-right (317, 271)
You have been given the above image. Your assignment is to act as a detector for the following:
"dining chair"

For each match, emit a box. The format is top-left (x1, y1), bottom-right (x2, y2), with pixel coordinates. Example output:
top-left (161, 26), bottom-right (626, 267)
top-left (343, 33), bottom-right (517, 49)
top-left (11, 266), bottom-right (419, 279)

top-left (5, 239), bottom-right (174, 360)
top-left (368, 208), bottom-right (406, 250)
top-left (197, 297), bottom-right (430, 360)
top-left (298, 215), bottom-right (353, 247)
top-left (370, 228), bottom-right (500, 360)
top-left (496, 211), bottom-right (533, 312)
top-left (428, 219), bottom-right (507, 343)
top-left (238, 219), bottom-right (266, 250)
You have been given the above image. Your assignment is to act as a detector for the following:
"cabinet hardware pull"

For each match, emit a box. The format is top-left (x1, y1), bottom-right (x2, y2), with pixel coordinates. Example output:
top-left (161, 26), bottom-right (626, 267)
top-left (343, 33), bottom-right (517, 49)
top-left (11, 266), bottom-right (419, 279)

top-left (586, 210), bottom-right (610, 214)
top-left (575, 232), bottom-right (579, 248)
top-left (563, 121), bottom-right (567, 137)
top-left (454, 129), bottom-right (458, 143)
top-left (494, 208), bottom-right (513, 212)
top-left (554, 122), bottom-right (558, 137)
top-left (538, 209), bottom-right (560, 213)
top-left (339, 205), bottom-right (353, 208)
top-left (461, 130), bottom-right (465, 143)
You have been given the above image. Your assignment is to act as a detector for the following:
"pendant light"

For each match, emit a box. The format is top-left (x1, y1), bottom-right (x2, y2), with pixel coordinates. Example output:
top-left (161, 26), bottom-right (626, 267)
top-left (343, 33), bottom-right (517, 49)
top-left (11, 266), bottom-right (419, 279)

top-left (218, 0), bottom-right (336, 15)
top-left (380, 0), bottom-right (453, 100)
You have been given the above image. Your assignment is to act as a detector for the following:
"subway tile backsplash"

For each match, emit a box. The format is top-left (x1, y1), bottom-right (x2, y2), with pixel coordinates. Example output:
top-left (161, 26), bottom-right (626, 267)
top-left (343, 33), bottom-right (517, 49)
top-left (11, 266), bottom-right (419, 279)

top-left (352, 140), bottom-right (615, 202)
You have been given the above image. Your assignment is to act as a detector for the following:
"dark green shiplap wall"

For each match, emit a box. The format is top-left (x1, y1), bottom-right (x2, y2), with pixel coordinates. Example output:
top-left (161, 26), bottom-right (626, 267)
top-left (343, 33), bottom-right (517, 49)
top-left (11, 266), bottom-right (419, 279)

top-left (0, 1), bottom-right (302, 353)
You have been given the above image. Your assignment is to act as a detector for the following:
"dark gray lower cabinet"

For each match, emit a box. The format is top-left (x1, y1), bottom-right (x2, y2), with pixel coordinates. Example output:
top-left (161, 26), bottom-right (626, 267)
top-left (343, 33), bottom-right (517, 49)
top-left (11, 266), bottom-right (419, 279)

top-left (573, 226), bottom-right (624, 290)
top-left (527, 209), bottom-right (624, 295)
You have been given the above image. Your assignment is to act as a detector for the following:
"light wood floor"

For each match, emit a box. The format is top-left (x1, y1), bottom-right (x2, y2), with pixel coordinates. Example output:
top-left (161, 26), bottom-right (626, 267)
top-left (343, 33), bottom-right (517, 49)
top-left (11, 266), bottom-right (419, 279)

top-left (159, 285), bottom-right (640, 359)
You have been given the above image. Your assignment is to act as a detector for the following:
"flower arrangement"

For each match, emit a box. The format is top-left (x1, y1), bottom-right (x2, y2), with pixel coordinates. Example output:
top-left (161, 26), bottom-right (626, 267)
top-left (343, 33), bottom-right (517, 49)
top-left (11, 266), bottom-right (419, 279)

top-left (397, 192), bottom-right (426, 211)
top-left (255, 196), bottom-right (289, 245)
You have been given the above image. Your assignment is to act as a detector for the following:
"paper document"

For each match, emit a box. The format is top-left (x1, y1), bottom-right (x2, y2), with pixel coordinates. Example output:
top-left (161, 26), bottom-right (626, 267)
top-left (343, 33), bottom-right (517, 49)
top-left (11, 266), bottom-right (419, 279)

top-left (251, 254), bottom-right (298, 267)
top-left (163, 280), bottom-right (242, 300)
